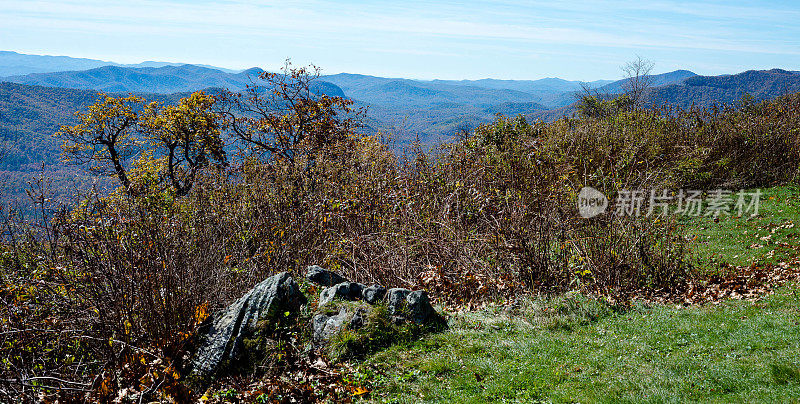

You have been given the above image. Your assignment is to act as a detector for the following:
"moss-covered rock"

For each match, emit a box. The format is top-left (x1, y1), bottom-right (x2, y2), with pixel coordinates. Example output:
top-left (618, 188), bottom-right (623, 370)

top-left (189, 272), bottom-right (306, 384)
top-left (326, 304), bottom-right (447, 360)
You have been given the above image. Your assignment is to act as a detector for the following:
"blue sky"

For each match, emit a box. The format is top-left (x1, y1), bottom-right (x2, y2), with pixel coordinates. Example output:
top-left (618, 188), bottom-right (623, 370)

top-left (1, 0), bottom-right (799, 80)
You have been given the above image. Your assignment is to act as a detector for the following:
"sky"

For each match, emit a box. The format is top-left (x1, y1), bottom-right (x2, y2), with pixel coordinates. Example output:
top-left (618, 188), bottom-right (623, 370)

top-left (1, 0), bottom-right (799, 81)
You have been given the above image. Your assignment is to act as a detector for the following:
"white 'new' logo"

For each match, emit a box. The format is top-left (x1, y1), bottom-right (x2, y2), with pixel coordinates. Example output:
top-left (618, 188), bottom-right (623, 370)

top-left (577, 186), bottom-right (608, 218)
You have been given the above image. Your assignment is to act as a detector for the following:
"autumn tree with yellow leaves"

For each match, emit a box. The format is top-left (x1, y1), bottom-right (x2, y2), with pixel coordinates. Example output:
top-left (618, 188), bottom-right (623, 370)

top-left (57, 91), bottom-right (225, 197)
top-left (57, 94), bottom-right (143, 191)
top-left (139, 92), bottom-right (226, 196)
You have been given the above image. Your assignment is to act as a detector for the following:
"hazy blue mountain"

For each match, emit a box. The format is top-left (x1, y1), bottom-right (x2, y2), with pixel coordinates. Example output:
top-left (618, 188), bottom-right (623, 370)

top-left (3, 61), bottom-right (799, 156)
top-left (320, 73), bottom-right (612, 109)
top-left (319, 73), bottom-right (551, 143)
top-left (597, 69), bottom-right (698, 94)
top-left (647, 68), bottom-right (800, 108)
top-left (547, 70), bottom-right (698, 107)
top-left (321, 74), bottom-right (547, 106)
top-left (429, 77), bottom-right (613, 99)
top-left (0, 51), bottom-right (111, 76)
top-left (0, 50), bottom-right (241, 77)
top-left (2, 65), bottom-right (344, 96)
top-left (2, 66), bottom-right (556, 141)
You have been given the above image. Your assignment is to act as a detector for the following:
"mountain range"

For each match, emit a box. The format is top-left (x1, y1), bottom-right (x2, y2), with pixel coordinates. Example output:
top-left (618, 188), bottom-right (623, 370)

top-left (2, 51), bottom-right (800, 207)
top-left (0, 58), bottom-right (709, 143)
top-left (2, 51), bottom-right (800, 166)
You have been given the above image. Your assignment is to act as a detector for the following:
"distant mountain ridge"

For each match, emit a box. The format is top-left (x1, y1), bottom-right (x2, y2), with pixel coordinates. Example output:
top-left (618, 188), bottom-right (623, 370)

top-left (0, 50), bottom-right (240, 77)
top-left (320, 73), bottom-right (549, 107)
top-left (2, 64), bottom-right (347, 97)
top-left (2, 50), bottom-right (800, 147)
top-left (647, 68), bottom-right (800, 108)
top-left (3, 67), bottom-right (800, 206)
top-left (545, 70), bottom-right (699, 107)
top-left (4, 64), bottom-right (252, 94)
top-left (597, 69), bottom-right (698, 94)
top-left (431, 77), bottom-right (613, 93)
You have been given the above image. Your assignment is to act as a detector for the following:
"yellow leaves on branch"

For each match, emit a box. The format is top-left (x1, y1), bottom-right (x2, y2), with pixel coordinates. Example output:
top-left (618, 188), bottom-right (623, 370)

top-left (193, 302), bottom-right (209, 324)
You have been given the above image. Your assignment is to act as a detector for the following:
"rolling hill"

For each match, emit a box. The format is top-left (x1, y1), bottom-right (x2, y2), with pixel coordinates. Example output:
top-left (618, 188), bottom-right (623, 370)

top-left (3, 55), bottom-right (800, 166)
top-left (1, 65), bottom-right (345, 96)
top-left (647, 69), bottom-right (800, 108)
top-left (0, 82), bottom-right (185, 170)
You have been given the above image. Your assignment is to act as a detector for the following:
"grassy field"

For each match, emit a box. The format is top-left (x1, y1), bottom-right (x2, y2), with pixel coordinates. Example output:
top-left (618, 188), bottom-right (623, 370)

top-left (682, 185), bottom-right (800, 273)
top-left (359, 286), bottom-right (800, 403)
top-left (353, 186), bottom-right (800, 403)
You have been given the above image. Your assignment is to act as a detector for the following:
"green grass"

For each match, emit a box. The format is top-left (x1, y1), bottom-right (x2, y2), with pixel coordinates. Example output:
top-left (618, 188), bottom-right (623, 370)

top-left (681, 185), bottom-right (800, 273)
top-left (354, 185), bottom-right (800, 403)
top-left (358, 286), bottom-right (800, 403)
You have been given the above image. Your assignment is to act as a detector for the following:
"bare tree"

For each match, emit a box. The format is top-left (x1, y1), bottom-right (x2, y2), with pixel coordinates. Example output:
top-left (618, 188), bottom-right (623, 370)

top-left (621, 56), bottom-right (655, 107)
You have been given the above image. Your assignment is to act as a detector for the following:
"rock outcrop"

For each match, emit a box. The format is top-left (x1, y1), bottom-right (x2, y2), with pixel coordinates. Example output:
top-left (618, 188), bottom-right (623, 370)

top-left (362, 285), bottom-right (387, 304)
top-left (386, 288), bottom-right (439, 324)
top-left (190, 266), bottom-right (445, 382)
top-left (191, 272), bottom-right (306, 381)
top-left (319, 281), bottom-right (366, 306)
top-left (311, 306), bottom-right (371, 343)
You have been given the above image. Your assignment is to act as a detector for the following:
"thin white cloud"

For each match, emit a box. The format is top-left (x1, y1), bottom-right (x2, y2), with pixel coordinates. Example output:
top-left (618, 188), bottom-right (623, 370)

top-left (1, 0), bottom-right (798, 78)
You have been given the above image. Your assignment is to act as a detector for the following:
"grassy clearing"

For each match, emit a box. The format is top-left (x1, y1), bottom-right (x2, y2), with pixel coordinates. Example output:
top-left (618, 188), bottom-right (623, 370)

top-left (681, 185), bottom-right (800, 273)
top-left (359, 285), bottom-right (800, 403)
top-left (355, 186), bottom-right (800, 402)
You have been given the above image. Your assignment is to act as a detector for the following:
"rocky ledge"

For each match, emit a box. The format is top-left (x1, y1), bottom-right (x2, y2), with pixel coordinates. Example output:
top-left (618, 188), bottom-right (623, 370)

top-left (189, 266), bottom-right (446, 384)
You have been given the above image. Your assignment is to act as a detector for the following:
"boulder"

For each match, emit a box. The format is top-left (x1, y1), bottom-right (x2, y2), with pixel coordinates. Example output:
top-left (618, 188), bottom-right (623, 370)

top-left (191, 272), bottom-right (306, 381)
top-left (385, 288), bottom-right (439, 325)
top-left (362, 285), bottom-right (387, 305)
top-left (311, 305), bottom-right (371, 343)
top-left (349, 306), bottom-right (369, 329)
top-left (319, 281), bottom-right (366, 306)
top-left (311, 287), bottom-right (446, 358)
top-left (312, 308), bottom-right (348, 343)
top-left (385, 288), bottom-right (411, 315)
top-left (306, 265), bottom-right (347, 287)
top-left (406, 290), bottom-right (436, 324)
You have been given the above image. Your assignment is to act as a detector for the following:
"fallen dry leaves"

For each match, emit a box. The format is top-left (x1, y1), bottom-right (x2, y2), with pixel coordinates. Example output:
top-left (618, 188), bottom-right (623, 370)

top-left (636, 259), bottom-right (800, 306)
top-left (199, 353), bottom-right (370, 404)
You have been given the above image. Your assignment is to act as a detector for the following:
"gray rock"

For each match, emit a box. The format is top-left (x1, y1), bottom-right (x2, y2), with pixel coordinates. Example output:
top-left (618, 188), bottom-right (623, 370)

top-left (191, 272), bottom-right (306, 381)
top-left (347, 282), bottom-right (366, 298)
top-left (306, 265), bottom-right (347, 286)
top-left (406, 290), bottom-right (435, 324)
top-left (312, 308), bottom-right (348, 343)
top-left (349, 306), bottom-right (370, 329)
top-left (311, 305), bottom-right (372, 343)
top-left (319, 283), bottom-right (347, 306)
top-left (385, 288), bottom-right (440, 325)
top-left (319, 281), bottom-right (366, 306)
top-left (362, 285), bottom-right (387, 304)
top-left (385, 288), bottom-right (412, 315)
